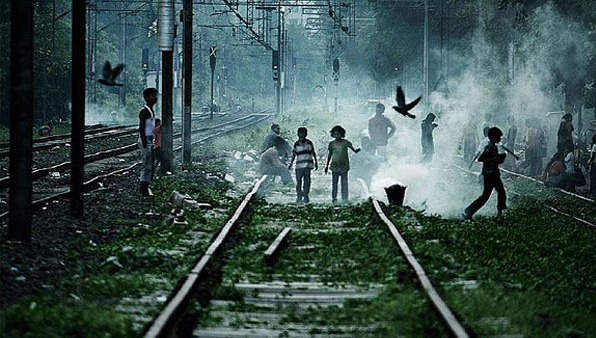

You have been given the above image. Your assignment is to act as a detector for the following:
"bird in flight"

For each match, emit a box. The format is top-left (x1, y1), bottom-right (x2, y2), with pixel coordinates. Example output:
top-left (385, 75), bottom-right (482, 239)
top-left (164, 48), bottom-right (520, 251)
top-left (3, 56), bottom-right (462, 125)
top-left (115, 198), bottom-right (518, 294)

top-left (98, 61), bottom-right (124, 87)
top-left (392, 86), bottom-right (421, 119)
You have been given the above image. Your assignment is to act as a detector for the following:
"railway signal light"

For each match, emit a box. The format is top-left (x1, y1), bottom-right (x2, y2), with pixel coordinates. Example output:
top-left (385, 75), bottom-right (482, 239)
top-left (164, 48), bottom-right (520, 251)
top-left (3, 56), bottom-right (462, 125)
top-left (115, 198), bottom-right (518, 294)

top-left (142, 48), bottom-right (149, 71)
top-left (272, 50), bottom-right (280, 81)
top-left (209, 46), bottom-right (217, 71)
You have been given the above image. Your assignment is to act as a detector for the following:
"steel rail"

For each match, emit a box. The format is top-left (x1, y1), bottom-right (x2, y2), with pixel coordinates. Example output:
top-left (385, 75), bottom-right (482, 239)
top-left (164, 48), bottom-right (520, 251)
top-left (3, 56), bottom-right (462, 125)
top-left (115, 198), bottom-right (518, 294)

top-left (0, 143), bottom-right (138, 190)
top-left (1, 113), bottom-right (272, 189)
top-left (1, 112), bottom-right (270, 218)
top-left (185, 114), bottom-right (272, 148)
top-left (359, 178), bottom-right (471, 338)
top-left (546, 205), bottom-right (596, 229)
top-left (0, 124), bottom-right (136, 149)
top-left (143, 175), bottom-right (267, 338)
top-left (0, 162), bottom-right (141, 220)
top-left (500, 167), bottom-right (594, 203)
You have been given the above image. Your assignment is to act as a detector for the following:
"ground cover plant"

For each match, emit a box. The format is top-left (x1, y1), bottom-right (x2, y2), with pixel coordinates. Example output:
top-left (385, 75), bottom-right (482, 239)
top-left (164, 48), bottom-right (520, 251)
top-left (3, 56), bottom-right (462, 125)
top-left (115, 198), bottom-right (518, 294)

top-left (382, 197), bottom-right (596, 336)
top-left (0, 151), bottom-right (239, 337)
top-left (507, 174), bottom-right (596, 221)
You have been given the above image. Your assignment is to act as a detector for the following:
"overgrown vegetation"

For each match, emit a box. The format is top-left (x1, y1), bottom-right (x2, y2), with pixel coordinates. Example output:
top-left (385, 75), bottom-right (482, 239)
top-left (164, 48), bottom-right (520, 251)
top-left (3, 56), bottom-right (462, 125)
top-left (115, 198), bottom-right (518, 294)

top-left (198, 200), bottom-right (449, 336)
top-left (0, 161), bottom-right (235, 337)
top-left (383, 194), bottom-right (596, 336)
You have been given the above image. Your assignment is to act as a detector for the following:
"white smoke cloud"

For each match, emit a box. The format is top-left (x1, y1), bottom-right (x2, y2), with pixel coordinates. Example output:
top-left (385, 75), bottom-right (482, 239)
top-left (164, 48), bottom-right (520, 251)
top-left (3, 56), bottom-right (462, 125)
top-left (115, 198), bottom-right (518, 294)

top-left (331, 2), bottom-right (593, 218)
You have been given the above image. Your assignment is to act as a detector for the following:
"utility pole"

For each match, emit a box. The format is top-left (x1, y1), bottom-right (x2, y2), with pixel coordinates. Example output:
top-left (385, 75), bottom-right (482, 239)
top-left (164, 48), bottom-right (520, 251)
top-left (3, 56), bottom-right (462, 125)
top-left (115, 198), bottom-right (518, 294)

top-left (70, 0), bottom-right (86, 217)
top-left (423, 0), bottom-right (429, 110)
top-left (9, 0), bottom-right (34, 241)
top-left (275, 5), bottom-right (282, 115)
top-left (280, 7), bottom-right (285, 114)
top-left (333, 58), bottom-right (339, 115)
top-left (181, 0), bottom-right (193, 166)
top-left (209, 46), bottom-right (216, 119)
top-left (119, 11), bottom-right (127, 108)
top-left (272, 49), bottom-right (280, 113)
top-left (159, 0), bottom-right (175, 173)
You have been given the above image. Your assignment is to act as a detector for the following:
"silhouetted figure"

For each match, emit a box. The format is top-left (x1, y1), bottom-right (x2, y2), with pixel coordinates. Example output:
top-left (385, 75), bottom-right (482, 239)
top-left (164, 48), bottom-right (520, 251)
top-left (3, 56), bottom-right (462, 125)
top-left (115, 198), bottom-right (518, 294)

top-left (138, 87), bottom-right (158, 196)
top-left (521, 119), bottom-right (544, 177)
top-left (153, 118), bottom-right (162, 174)
top-left (461, 119), bottom-right (478, 165)
top-left (542, 150), bottom-right (566, 188)
top-left (556, 113), bottom-right (574, 153)
top-left (463, 127), bottom-right (507, 220)
top-left (262, 123), bottom-right (291, 163)
top-left (503, 115), bottom-right (518, 169)
top-left (98, 61), bottom-right (124, 87)
top-left (368, 103), bottom-right (396, 159)
top-left (259, 136), bottom-right (293, 186)
top-left (392, 86), bottom-right (420, 119)
top-left (351, 136), bottom-right (381, 187)
top-left (420, 113), bottom-right (438, 163)
top-left (469, 126), bottom-right (490, 170)
top-left (262, 123), bottom-right (281, 153)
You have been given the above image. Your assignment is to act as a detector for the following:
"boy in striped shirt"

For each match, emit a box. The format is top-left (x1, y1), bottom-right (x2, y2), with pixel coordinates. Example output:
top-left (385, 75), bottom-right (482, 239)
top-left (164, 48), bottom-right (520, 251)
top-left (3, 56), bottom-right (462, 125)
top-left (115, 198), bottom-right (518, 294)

top-left (288, 127), bottom-right (318, 204)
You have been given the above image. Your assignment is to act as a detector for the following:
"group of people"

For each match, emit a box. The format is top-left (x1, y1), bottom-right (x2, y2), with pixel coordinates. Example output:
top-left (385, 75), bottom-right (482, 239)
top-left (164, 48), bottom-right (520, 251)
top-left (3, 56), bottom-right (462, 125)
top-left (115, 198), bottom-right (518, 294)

top-left (367, 103), bottom-right (438, 163)
top-left (258, 123), bottom-right (361, 204)
top-left (136, 87), bottom-right (596, 220)
top-left (541, 113), bottom-right (596, 196)
top-left (462, 112), bottom-right (596, 220)
top-left (258, 102), bottom-right (441, 204)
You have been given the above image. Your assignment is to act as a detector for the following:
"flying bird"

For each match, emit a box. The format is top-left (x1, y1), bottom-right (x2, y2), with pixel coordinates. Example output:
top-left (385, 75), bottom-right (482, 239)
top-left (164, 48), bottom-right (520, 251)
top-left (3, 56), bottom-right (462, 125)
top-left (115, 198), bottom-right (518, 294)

top-left (98, 61), bottom-right (124, 87)
top-left (392, 86), bottom-right (421, 119)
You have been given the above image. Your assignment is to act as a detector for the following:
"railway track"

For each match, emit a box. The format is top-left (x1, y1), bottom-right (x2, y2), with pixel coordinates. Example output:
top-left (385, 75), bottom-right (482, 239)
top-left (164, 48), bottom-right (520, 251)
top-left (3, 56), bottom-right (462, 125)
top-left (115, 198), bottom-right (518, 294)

top-left (139, 154), bottom-right (596, 337)
top-left (0, 111), bottom-right (272, 218)
top-left (143, 170), bottom-right (472, 338)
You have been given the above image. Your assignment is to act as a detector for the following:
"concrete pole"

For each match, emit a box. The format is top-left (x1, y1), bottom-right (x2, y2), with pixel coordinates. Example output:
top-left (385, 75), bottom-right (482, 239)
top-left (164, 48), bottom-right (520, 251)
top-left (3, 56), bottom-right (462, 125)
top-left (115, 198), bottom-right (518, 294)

top-left (9, 0), bottom-right (34, 240)
top-left (423, 0), bottom-right (429, 110)
top-left (70, 0), bottom-right (86, 217)
top-left (159, 0), bottom-right (175, 173)
top-left (182, 0), bottom-right (193, 166)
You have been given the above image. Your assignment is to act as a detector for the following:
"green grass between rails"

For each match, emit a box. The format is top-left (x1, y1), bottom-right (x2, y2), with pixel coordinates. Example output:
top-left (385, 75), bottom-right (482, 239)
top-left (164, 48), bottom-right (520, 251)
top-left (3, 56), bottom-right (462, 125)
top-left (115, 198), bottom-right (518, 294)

top-left (199, 201), bottom-right (450, 337)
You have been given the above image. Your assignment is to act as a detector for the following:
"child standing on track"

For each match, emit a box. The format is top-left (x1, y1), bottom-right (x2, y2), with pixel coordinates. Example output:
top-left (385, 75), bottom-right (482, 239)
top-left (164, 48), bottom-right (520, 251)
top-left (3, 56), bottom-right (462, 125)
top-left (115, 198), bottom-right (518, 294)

top-left (463, 127), bottom-right (507, 220)
top-left (324, 125), bottom-right (360, 203)
top-left (138, 87), bottom-right (158, 196)
top-left (288, 127), bottom-right (318, 204)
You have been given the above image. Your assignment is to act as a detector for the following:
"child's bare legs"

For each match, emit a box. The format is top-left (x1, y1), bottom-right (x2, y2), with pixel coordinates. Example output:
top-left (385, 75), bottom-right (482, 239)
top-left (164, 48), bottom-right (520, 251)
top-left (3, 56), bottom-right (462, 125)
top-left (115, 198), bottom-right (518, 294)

top-left (340, 172), bottom-right (349, 201)
top-left (302, 169), bottom-right (311, 203)
top-left (295, 169), bottom-right (304, 203)
top-left (331, 172), bottom-right (339, 203)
